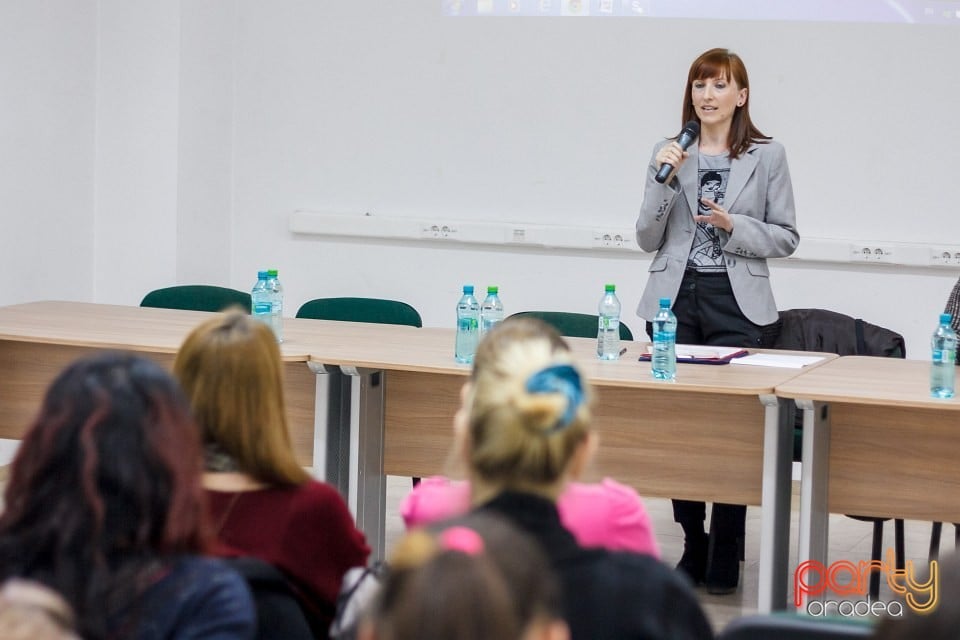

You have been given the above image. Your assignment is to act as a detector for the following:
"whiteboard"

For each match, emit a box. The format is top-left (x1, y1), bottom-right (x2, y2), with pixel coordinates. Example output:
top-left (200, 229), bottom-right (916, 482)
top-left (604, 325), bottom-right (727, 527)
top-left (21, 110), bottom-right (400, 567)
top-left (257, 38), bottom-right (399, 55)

top-left (298, 5), bottom-right (960, 247)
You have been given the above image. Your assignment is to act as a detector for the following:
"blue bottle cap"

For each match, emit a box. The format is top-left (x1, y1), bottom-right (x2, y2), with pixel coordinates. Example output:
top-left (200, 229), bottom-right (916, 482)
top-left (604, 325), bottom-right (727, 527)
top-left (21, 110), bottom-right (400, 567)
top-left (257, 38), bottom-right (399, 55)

top-left (659, 297), bottom-right (670, 307)
top-left (942, 313), bottom-right (953, 325)
top-left (257, 270), bottom-right (268, 279)
top-left (463, 284), bottom-right (474, 294)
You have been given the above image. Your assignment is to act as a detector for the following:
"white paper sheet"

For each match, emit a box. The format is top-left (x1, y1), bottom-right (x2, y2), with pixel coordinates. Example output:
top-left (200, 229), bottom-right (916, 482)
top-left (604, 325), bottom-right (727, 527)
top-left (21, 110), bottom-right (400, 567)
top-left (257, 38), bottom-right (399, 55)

top-left (729, 353), bottom-right (825, 368)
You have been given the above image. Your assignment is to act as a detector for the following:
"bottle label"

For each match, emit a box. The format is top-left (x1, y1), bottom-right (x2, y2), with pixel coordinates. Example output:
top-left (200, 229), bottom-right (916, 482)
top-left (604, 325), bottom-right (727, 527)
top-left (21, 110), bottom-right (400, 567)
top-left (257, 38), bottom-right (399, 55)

top-left (253, 302), bottom-right (271, 316)
top-left (600, 316), bottom-right (618, 330)
top-left (933, 349), bottom-right (956, 365)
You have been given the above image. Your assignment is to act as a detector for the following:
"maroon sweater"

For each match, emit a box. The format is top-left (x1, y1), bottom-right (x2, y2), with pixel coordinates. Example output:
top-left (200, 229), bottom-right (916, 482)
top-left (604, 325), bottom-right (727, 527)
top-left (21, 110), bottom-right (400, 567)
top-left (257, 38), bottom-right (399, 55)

top-left (206, 481), bottom-right (370, 634)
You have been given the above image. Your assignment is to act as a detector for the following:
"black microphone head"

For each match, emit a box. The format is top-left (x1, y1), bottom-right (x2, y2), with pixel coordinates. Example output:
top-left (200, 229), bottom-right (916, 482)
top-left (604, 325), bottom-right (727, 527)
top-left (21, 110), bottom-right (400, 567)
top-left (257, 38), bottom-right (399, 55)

top-left (675, 120), bottom-right (700, 151)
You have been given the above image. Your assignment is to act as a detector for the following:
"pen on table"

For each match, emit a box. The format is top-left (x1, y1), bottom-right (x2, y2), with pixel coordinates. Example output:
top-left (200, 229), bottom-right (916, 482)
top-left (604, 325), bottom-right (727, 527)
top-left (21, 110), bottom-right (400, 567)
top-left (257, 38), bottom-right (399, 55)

top-left (619, 347), bottom-right (628, 357)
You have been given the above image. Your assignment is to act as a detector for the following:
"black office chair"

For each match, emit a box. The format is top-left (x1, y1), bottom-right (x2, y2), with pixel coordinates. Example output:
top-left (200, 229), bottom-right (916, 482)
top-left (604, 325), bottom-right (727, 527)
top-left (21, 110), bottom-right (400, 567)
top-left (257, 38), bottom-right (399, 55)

top-left (222, 557), bottom-right (315, 640)
top-left (140, 284), bottom-right (251, 313)
top-left (296, 297), bottom-right (422, 327)
top-left (508, 310), bottom-right (634, 341)
top-left (717, 613), bottom-right (873, 640)
top-left (774, 308), bottom-right (907, 601)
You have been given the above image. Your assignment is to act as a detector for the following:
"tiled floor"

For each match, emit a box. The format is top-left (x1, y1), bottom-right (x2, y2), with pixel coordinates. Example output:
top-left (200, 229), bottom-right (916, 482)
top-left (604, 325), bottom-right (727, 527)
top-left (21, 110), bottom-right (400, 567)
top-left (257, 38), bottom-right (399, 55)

top-left (384, 475), bottom-right (950, 634)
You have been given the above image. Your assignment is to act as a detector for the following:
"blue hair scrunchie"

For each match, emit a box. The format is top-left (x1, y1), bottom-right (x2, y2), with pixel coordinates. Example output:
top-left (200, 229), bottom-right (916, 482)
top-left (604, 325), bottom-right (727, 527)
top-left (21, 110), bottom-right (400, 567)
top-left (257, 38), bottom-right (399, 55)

top-left (524, 364), bottom-right (584, 433)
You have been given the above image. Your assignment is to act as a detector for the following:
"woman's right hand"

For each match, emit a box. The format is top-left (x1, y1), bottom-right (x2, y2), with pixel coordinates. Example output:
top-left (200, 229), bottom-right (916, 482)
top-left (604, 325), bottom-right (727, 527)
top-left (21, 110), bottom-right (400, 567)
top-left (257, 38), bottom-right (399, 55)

top-left (654, 142), bottom-right (689, 179)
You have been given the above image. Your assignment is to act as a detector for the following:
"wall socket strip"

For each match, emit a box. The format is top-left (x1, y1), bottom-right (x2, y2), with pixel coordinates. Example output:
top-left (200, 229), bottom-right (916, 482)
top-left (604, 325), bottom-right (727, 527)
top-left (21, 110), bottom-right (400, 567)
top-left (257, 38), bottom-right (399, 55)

top-left (841, 243), bottom-right (960, 266)
top-left (289, 211), bottom-right (960, 269)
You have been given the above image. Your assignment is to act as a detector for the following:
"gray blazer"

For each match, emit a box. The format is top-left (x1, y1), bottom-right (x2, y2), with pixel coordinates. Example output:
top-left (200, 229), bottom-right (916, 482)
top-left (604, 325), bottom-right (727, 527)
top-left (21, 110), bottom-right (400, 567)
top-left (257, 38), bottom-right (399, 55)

top-left (635, 139), bottom-right (798, 326)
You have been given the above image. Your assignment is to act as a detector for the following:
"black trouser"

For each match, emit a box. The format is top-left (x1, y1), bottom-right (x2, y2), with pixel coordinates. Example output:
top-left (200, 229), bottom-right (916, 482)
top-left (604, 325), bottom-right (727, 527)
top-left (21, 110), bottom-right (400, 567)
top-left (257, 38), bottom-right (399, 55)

top-left (646, 269), bottom-right (780, 542)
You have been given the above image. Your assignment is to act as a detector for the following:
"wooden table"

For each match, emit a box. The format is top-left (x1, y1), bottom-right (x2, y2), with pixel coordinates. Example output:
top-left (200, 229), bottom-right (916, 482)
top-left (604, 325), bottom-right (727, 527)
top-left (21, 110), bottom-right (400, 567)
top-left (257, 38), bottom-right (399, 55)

top-left (305, 327), bottom-right (834, 612)
top-left (776, 356), bottom-right (960, 608)
top-left (0, 301), bottom-right (835, 612)
top-left (0, 301), bottom-right (322, 467)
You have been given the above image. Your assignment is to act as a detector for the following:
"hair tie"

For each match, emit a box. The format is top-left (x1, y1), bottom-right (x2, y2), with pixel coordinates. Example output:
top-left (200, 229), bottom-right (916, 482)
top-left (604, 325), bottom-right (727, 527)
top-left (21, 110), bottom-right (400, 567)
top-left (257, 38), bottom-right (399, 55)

top-left (438, 526), bottom-right (485, 556)
top-left (524, 364), bottom-right (584, 433)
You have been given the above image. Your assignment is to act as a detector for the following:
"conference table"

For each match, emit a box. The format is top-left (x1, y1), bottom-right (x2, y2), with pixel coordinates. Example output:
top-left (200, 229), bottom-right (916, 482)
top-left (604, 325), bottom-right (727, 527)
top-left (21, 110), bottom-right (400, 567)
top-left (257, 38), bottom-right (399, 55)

top-left (301, 324), bottom-right (836, 613)
top-left (0, 300), bottom-right (833, 612)
top-left (775, 356), bottom-right (960, 608)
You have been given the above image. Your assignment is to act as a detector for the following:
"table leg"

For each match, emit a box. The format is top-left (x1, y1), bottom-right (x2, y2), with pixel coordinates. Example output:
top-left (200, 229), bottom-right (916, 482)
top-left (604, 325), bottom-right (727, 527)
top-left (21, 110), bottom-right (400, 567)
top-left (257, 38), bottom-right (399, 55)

top-left (307, 362), bottom-right (349, 493)
top-left (342, 366), bottom-right (387, 561)
top-left (797, 399), bottom-right (831, 611)
top-left (758, 394), bottom-right (794, 612)
top-left (309, 363), bottom-right (388, 560)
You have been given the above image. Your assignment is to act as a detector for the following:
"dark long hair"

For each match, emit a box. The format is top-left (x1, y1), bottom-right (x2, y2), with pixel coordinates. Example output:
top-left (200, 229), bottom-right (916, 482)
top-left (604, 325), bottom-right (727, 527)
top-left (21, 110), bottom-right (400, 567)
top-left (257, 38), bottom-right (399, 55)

top-left (0, 352), bottom-right (210, 638)
top-left (680, 48), bottom-right (771, 158)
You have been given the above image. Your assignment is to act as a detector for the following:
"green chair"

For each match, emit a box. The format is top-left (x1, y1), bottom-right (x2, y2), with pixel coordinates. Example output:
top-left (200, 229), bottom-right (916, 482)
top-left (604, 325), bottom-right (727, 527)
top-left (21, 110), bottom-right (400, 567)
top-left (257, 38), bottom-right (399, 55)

top-left (140, 285), bottom-right (251, 313)
top-left (296, 297), bottom-right (422, 327)
top-left (508, 310), bottom-right (634, 341)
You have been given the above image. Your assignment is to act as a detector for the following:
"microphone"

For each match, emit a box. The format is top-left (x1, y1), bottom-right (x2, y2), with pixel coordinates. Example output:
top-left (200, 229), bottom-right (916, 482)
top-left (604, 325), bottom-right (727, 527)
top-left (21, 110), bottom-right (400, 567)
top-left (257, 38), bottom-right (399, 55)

top-left (655, 121), bottom-right (700, 184)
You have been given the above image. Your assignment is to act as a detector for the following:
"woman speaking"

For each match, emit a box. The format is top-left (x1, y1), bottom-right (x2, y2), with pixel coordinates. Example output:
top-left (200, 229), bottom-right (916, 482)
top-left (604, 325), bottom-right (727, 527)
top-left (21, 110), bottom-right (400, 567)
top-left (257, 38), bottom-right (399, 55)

top-left (635, 47), bottom-right (799, 594)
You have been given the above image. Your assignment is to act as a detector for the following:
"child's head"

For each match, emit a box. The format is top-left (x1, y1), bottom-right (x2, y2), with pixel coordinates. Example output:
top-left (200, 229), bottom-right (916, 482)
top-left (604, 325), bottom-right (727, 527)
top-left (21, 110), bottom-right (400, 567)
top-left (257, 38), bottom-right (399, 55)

top-left (364, 513), bottom-right (567, 640)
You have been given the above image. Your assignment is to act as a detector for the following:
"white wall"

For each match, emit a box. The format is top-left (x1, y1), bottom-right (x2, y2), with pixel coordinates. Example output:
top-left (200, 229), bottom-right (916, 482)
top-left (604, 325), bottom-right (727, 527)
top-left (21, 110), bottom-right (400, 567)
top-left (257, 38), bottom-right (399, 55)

top-left (3, 2), bottom-right (957, 359)
top-left (176, 0), bottom-right (236, 286)
top-left (0, 1), bottom-right (96, 302)
top-left (93, 1), bottom-right (181, 304)
top-left (223, 2), bottom-right (959, 355)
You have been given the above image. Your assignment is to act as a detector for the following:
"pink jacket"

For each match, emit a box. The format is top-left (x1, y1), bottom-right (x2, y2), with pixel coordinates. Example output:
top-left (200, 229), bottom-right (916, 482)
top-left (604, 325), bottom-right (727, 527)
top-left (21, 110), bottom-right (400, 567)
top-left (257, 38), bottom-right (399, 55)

top-left (400, 476), bottom-right (660, 558)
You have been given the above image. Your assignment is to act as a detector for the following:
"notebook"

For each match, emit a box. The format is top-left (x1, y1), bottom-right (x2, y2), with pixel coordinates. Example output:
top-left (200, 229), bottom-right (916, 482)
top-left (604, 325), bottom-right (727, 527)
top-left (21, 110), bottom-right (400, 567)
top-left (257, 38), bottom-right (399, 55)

top-left (638, 344), bottom-right (748, 365)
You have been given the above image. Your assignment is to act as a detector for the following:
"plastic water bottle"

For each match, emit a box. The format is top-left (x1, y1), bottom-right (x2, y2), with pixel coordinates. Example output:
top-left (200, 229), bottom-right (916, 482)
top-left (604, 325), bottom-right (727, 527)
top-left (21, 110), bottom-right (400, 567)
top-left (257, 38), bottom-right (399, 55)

top-left (931, 313), bottom-right (956, 398)
top-left (455, 285), bottom-right (480, 364)
top-left (480, 286), bottom-right (504, 335)
top-left (652, 297), bottom-right (677, 380)
top-left (597, 284), bottom-right (621, 360)
top-left (266, 269), bottom-right (284, 343)
top-left (251, 270), bottom-right (271, 330)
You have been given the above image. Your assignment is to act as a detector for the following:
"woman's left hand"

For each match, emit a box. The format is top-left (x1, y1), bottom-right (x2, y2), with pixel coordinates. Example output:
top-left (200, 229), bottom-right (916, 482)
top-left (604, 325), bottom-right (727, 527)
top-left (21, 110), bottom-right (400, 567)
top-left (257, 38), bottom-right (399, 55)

top-left (695, 198), bottom-right (734, 232)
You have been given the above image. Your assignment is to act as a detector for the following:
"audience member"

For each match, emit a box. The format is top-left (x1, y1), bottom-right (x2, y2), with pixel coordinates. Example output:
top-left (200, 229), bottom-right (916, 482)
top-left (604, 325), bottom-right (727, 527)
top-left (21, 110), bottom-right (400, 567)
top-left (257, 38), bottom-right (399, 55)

top-left (430, 317), bottom-right (713, 640)
top-left (360, 513), bottom-right (569, 640)
top-left (174, 312), bottom-right (370, 636)
top-left (945, 275), bottom-right (960, 337)
top-left (0, 352), bottom-right (255, 639)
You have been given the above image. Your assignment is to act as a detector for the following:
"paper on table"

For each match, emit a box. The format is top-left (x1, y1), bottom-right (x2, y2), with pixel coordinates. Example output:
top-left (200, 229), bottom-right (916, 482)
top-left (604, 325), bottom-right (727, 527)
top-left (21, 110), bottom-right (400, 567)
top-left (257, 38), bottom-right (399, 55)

top-left (730, 353), bottom-right (825, 368)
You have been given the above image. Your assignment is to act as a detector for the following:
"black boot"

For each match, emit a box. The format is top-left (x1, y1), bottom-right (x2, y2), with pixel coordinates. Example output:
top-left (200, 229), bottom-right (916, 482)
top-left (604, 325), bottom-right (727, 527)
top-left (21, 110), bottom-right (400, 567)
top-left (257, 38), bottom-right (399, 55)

top-left (705, 503), bottom-right (744, 595)
top-left (676, 529), bottom-right (708, 585)
top-left (705, 536), bottom-right (740, 594)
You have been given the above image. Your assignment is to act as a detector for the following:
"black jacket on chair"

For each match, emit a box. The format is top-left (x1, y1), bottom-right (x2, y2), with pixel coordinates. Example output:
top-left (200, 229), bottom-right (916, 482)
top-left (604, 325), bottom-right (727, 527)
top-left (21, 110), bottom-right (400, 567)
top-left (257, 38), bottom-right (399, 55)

top-left (773, 308), bottom-right (905, 358)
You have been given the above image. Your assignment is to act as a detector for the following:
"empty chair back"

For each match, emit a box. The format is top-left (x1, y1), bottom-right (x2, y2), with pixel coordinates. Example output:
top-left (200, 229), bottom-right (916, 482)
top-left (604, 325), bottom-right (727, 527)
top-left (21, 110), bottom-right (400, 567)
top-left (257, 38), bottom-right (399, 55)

top-left (296, 297), bottom-right (422, 327)
top-left (509, 310), bottom-right (634, 341)
top-left (140, 285), bottom-right (251, 314)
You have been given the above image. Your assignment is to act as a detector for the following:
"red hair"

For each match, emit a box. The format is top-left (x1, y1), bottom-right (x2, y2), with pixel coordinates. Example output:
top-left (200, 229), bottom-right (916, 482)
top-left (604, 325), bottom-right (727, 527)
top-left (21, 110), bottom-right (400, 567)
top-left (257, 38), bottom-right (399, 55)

top-left (679, 48), bottom-right (770, 158)
top-left (0, 352), bottom-right (210, 637)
